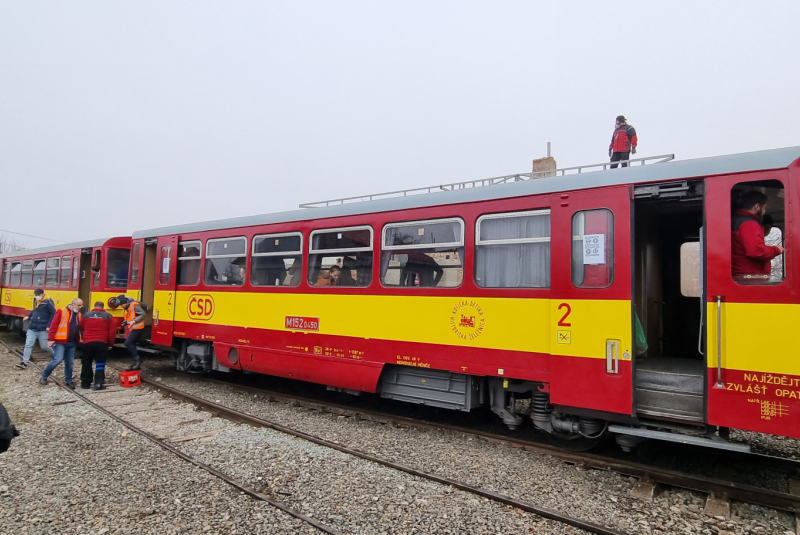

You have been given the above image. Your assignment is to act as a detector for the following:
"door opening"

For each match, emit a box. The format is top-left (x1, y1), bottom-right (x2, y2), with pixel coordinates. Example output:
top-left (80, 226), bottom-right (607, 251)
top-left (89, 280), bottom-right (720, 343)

top-left (633, 180), bottom-right (705, 424)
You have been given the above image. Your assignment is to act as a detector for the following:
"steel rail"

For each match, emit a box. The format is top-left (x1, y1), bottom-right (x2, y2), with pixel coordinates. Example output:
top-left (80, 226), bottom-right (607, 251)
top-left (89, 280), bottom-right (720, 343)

top-left (158, 369), bottom-right (800, 514)
top-left (134, 369), bottom-right (628, 535)
top-left (0, 340), bottom-right (343, 535)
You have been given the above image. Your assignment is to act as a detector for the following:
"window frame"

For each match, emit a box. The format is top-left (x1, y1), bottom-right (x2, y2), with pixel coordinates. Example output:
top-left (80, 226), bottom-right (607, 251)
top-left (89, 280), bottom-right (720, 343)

top-left (204, 236), bottom-right (248, 287)
top-left (45, 257), bottom-right (60, 288)
top-left (381, 218), bottom-right (464, 251)
top-left (380, 218), bottom-right (465, 289)
top-left (130, 242), bottom-right (141, 284)
top-left (308, 225), bottom-right (373, 288)
top-left (730, 179), bottom-right (786, 286)
top-left (32, 258), bottom-right (46, 287)
top-left (474, 209), bottom-right (551, 289)
top-left (251, 232), bottom-right (303, 287)
top-left (2, 261), bottom-right (10, 286)
top-left (10, 261), bottom-right (21, 286)
top-left (309, 225), bottom-right (373, 255)
top-left (177, 240), bottom-right (202, 286)
top-left (158, 245), bottom-right (172, 285)
top-left (60, 255), bottom-right (71, 287)
top-left (21, 260), bottom-right (33, 287)
top-left (106, 247), bottom-right (131, 289)
top-left (571, 208), bottom-right (615, 289)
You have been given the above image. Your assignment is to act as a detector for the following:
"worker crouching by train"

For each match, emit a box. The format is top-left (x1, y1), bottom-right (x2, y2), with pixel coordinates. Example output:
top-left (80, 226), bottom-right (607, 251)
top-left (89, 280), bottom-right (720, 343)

top-left (117, 295), bottom-right (145, 371)
top-left (79, 301), bottom-right (117, 390)
top-left (41, 298), bottom-right (84, 388)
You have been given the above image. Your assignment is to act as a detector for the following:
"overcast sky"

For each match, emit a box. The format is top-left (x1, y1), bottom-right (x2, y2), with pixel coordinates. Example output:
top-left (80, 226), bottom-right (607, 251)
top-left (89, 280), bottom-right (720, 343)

top-left (2, 1), bottom-right (799, 249)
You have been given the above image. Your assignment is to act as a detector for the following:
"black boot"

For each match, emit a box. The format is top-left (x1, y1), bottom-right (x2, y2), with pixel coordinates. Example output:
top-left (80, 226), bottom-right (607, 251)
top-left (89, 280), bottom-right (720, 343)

top-left (93, 384), bottom-right (106, 390)
top-left (127, 361), bottom-right (141, 371)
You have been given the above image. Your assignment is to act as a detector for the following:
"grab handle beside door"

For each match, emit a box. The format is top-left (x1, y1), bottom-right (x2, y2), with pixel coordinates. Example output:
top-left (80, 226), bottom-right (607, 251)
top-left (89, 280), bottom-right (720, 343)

top-left (606, 340), bottom-right (619, 374)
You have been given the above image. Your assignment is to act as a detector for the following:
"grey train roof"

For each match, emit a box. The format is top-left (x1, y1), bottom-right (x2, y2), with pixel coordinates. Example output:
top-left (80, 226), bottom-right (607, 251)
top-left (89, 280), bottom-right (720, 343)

top-left (0, 238), bottom-right (109, 260)
top-left (130, 145), bottom-right (800, 239)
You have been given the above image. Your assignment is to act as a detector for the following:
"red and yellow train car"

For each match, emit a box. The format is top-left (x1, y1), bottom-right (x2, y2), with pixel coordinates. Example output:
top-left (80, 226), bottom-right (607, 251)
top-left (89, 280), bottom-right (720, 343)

top-left (1, 237), bottom-right (133, 331)
top-left (127, 146), bottom-right (800, 450)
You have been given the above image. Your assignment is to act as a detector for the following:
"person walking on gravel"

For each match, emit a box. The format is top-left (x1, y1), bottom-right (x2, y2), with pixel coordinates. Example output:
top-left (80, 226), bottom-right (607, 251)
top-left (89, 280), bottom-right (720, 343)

top-left (79, 301), bottom-right (116, 390)
top-left (16, 288), bottom-right (56, 369)
top-left (118, 295), bottom-right (146, 371)
top-left (41, 298), bottom-right (83, 388)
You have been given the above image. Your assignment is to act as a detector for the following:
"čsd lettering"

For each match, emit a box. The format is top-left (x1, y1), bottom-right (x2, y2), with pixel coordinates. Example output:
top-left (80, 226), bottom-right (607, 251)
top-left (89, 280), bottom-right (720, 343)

top-left (187, 294), bottom-right (215, 321)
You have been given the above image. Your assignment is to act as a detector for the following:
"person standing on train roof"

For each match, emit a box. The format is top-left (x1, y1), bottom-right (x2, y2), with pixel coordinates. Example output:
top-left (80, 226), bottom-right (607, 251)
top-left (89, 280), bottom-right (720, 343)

top-left (40, 298), bottom-right (84, 388)
top-left (609, 115), bottom-right (637, 168)
top-left (16, 288), bottom-right (56, 369)
top-left (731, 191), bottom-right (784, 282)
top-left (79, 301), bottom-right (116, 390)
top-left (117, 295), bottom-right (146, 371)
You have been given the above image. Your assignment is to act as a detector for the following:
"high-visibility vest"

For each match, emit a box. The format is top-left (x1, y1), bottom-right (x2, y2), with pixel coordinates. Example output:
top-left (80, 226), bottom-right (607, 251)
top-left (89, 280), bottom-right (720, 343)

top-left (124, 301), bottom-right (145, 330)
top-left (54, 308), bottom-right (82, 342)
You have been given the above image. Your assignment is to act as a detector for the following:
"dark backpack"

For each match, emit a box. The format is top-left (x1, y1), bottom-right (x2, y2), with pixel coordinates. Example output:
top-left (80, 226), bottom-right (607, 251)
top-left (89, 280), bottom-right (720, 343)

top-left (0, 402), bottom-right (20, 454)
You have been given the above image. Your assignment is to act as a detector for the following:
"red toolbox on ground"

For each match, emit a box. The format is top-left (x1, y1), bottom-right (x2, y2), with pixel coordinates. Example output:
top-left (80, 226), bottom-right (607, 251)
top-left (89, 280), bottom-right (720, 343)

top-left (119, 370), bottom-right (141, 388)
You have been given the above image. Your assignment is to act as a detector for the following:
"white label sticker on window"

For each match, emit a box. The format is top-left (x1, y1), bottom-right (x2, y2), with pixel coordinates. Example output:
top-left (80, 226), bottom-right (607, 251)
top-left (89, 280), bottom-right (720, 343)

top-left (583, 234), bottom-right (605, 265)
top-left (162, 258), bottom-right (170, 274)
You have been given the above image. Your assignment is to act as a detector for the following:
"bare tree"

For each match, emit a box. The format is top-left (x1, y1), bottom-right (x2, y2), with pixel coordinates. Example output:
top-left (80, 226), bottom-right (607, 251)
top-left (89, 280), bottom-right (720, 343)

top-left (0, 233), bottom-right (25, 254)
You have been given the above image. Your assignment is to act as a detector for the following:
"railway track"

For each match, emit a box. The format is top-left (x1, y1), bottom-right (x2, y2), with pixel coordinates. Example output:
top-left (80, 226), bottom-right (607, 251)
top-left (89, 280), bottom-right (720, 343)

top-left (0, 338), bottom-right (627, 535)
top-left (139, 360), bottom-right (800, 516)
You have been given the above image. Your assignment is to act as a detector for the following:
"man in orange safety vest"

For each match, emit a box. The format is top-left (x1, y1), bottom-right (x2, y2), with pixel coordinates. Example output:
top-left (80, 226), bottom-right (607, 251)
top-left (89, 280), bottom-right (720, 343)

top-left (41, 298), bottom-right (84, 388)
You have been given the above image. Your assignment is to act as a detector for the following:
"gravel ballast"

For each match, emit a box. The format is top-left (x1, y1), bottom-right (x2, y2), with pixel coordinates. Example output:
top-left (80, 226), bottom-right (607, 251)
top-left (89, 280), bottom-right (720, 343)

top-left (133, 358), bottom-right (797, 535)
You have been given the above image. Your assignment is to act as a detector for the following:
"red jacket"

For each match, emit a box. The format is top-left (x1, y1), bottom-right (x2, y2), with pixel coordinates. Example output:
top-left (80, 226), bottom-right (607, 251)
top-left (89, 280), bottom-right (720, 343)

top-left (609, 124), bottom-right (637, 153)
top-left (79, 308), bottom-right (117, 345)
top-left (731, 209), bottom-right (781, 278)
top-left (48, 308), bottom-right (82, 344)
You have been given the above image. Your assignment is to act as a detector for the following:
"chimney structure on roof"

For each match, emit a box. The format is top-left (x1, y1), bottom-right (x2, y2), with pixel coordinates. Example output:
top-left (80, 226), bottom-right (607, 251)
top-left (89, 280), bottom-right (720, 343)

top-left (532, 142), bottom-right (556, 178)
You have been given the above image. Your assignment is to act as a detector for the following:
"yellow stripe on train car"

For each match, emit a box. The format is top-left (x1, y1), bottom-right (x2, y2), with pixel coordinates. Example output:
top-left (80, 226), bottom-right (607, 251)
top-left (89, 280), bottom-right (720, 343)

top-left (154, 290), bottom-right (631, 357)
top-left (707, 302), bottom-right (800, 377)
top-left (1, 288), bottom-right (78, 311)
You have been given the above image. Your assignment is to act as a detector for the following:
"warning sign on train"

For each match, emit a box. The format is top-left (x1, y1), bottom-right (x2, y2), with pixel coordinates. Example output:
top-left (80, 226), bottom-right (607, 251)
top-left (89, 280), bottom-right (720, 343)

top-left (583, 234), bottom-right (605, 265)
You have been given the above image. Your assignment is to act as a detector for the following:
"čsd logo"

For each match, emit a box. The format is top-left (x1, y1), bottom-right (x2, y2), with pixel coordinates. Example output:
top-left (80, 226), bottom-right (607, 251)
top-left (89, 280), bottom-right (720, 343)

top-left (187, 294), bottom-right (215, 321)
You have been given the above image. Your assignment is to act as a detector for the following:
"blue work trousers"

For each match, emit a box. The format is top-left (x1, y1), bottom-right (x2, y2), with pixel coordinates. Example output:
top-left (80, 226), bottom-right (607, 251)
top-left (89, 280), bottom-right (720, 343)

top-left (41, 342), bottom-right (76, 384)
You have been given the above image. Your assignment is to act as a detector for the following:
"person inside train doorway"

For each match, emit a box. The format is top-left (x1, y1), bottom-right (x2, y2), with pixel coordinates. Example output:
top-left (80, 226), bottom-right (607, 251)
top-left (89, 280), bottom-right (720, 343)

top-left (79, 301), bottom-right (116, 390)
top-left (16, 288), bottom-right (56, 369)
top-left (117, 295), bottom-right (146, 371)
top-left (731, 191), bottom-right (784, 283)
top-left (41, 298), bottom-right (84, 388)
top-left (609, 115), bottom-right (637, 168)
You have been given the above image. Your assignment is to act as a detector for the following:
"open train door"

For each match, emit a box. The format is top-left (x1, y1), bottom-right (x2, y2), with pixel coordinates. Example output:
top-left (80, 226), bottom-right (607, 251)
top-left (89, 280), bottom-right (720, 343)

top-left (549, 185), bottom-right (634, 416)
top-left (704, 170), bottom-right (798, 437)
top-left (150, 235), bottom-right (178, 348)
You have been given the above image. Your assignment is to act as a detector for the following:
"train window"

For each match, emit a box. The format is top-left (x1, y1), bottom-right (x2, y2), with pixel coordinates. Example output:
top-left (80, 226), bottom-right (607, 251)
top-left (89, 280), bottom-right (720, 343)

top-left (731, 180), bottom-right (786, 285)
top-left (45, 258), bottom-right (60, 287)
top-left (72, 257), bottom-right (78, 286)
top-left (33, 259), bottom-right (45, 287)
top-left (251, 233), bottom-right (302, 287)
top-left (571, 209), bottom-right (614, 288)
top-left (10, 262), bottom-right (21, 286)
top-left (178, 241), bottom-right (202, 285)
top-left (91, 250), bottom-right (101, 286)
top-left (60, 256), bottom-right (71, 287)
top-left (205, 237), bottom-right (246, 286)
top-left (308, 226), bottom-right (372, 287)
top-left (107, 248), bottom-right (130, 288)
top-left (475, 210), bottom-right (550, 288)
top-left (130, 242), bottom-right (141, 284)
top-left (2, 262), bottom-right (10, 286)
top-left (158, 245), bottom-right (172, 285)
top-left (21, 260), bottom-right (33, 287)
top-left (380, 218), bottom-right (464, 288)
